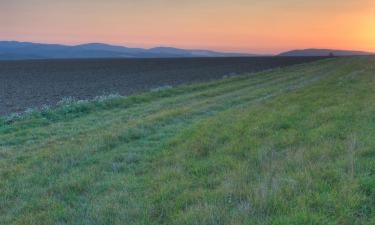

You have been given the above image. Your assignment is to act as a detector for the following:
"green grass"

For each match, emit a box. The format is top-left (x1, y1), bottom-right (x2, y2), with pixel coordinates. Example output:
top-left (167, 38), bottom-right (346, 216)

top-left (1, 57), bottom-right (374, 224)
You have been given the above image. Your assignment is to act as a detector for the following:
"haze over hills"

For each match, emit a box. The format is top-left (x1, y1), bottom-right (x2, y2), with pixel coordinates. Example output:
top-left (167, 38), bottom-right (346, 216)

top-left (0, 41), bottom-right (373, 60)
top-left (278, 48), bottom-right (374, 57)
top-left (0, 41), bottom-right (256, 60)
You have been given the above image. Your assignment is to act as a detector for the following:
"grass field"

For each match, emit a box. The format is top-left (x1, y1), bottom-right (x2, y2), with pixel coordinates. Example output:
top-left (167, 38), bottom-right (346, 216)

top-left (1, 57), bottom-right (374, 224)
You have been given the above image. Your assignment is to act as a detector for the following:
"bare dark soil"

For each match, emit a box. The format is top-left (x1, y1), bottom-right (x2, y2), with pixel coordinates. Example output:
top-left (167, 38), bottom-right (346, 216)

top-left (0, 57), bottom-right (326, 115)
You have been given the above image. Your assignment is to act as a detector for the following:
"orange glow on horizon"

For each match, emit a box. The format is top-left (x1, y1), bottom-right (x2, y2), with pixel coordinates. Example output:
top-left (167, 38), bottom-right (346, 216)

top-left (1, 0), bottom-right (374, 54)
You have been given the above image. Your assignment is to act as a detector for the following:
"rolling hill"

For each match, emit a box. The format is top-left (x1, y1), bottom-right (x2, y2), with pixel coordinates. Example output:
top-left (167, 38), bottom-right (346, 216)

top-left (1, 41), bottom-right (372, 60)
top-left (1, 57), bottom-right (374, 224)
top-left (0, 41), bottom-right (255, 60)
top-left (279, 48), bottom-right (373, 56)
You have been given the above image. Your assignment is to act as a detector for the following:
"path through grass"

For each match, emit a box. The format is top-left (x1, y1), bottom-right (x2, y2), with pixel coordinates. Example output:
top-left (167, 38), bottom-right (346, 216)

top-left (0, 57), bottom-right (374, 224)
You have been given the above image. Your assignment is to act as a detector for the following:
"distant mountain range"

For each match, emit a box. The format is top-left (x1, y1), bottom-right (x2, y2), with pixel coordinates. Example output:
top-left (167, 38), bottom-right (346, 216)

top-left (0, 42), bottom-right (373, 60)
top-left (0, 41), bottom-right (256, 60)
top-left (278, 48), bottom-right (373, 57)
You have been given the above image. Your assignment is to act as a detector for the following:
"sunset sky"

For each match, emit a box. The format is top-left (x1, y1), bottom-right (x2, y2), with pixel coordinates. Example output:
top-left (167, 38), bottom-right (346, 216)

top-left (1, 0), bottom-right (374, 54)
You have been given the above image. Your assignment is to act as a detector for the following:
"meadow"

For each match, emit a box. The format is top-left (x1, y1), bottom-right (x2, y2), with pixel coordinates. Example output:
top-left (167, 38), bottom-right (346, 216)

top-left (0, 57), bottom-right (374, 224)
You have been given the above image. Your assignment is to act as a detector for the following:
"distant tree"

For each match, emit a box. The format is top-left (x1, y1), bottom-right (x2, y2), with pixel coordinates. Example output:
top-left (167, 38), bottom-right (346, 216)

top-left (329, 52), bottom-right (335, 57)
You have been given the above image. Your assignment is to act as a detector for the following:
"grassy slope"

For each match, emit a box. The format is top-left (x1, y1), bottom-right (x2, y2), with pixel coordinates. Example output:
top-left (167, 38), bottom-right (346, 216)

top-left (0, 57), bottom-right (374, 224)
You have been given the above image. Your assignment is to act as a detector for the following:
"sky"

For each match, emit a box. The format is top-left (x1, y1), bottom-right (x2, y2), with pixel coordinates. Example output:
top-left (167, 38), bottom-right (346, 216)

top-left (1, 0), bottom-right (374, 54)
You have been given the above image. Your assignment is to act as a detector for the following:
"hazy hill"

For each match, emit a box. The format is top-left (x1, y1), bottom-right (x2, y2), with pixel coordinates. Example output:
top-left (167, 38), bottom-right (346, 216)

top-left (0, 41), bottom-right (255, 60)
top-left (279, 48), bottom-right (373, 56)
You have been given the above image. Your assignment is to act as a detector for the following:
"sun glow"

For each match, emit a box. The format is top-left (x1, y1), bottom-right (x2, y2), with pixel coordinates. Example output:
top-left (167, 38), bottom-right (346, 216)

top-left (1, 0), bottom-right (375, 54)
top-left (369, 23), bottom-right (375, 50)
top-left (359, 16), bottom-right (375, 52)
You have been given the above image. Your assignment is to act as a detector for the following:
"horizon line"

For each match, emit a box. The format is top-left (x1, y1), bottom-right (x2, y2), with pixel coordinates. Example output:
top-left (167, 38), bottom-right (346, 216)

top-left (1, 40), bottom-right (374, 56)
